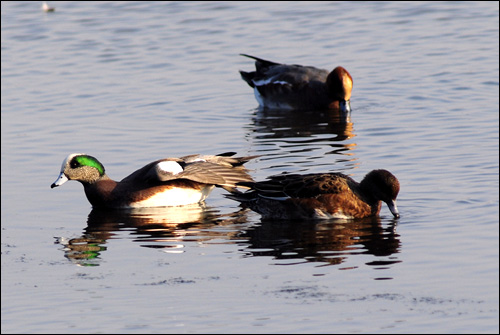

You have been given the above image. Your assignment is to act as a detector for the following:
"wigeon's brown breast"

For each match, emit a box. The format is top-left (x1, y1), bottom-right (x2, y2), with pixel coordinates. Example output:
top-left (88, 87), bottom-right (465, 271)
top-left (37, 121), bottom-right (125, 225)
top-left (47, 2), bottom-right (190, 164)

top-left (83, 179), bottom-right (117, 208)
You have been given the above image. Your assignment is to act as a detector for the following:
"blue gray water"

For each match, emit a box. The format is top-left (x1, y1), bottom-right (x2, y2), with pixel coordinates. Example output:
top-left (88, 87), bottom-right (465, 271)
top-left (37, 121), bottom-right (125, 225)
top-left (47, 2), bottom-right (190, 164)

top-left (2, 1), bottom-right (498, 333)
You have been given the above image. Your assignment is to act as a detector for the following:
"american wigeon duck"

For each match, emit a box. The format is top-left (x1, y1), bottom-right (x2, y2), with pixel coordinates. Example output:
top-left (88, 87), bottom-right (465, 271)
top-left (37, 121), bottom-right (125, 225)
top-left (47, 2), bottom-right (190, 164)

top-left (227, 170), bottom-right (400, 220)
top-left (51, 152), bottom-right (256, 208)
top-left (239, 54), bottom-right (352, 112)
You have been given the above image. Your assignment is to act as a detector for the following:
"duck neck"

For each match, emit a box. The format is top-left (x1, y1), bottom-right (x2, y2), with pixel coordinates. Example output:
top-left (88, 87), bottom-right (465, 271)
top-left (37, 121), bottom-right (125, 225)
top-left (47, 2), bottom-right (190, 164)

top-left (357, 180), bottom-right (381, 209)
top-left (82, 175), bottom-right (117, 208)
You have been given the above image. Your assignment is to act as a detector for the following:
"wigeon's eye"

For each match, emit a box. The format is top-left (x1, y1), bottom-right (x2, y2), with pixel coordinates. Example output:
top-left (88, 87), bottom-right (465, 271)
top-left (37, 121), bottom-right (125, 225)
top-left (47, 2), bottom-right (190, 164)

top-left (70, 159), bottom-right (80, 168)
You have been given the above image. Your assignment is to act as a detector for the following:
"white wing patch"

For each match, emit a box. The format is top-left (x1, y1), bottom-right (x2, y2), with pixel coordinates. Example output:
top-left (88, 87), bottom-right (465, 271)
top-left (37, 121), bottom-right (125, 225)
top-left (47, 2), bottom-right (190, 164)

top-left (157, 161), bottom-right (184, 175)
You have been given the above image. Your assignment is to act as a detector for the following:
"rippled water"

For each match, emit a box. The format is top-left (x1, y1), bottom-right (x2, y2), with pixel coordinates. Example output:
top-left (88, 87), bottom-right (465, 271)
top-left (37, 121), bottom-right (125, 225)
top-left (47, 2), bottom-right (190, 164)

top-left (2, 1), bottom-right (498, 333)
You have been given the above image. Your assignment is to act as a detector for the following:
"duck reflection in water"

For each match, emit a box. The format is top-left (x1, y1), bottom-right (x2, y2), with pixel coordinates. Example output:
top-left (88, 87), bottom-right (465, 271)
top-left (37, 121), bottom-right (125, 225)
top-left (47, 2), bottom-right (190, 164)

top-left (245, 108), bottom-right (356, 173)
top-left (55, 204), bottom-right (249, 266)
top-left (240, 217), bottom-right (401, 267)
top-left (56, 206), bottom-right (400, 270)
top-left (251, 107), bottom-right (353, 140)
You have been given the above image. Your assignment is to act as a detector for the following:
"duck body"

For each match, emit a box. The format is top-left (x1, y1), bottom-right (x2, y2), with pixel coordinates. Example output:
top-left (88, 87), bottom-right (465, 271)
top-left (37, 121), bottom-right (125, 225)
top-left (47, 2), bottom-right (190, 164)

top-left (227, 170), bottom-right (400, 220)
top-left (42, 2), bottom-right (55, 12)
top-left (239, 54), bottom-right (352, 112)
top-left (51, 152), bottom-right (256, 208)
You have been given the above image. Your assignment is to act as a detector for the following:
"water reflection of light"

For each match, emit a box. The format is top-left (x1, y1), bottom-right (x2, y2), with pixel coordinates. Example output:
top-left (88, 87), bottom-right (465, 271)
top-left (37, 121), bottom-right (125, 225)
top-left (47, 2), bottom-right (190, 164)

top-left (239, 217), bottom-right (401, 269)
top-left (55, 206), bottom-right (401, 271)
top-left (55, 204), bottom-right (250, 266)
top-left (243, 108), bottom-right (358, 174)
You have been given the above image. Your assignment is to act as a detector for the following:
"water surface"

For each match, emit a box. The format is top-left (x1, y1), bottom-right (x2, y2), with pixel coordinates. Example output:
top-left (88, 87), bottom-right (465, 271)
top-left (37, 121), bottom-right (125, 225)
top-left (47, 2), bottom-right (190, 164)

top-left (2, 1), bottom-right (498, 333)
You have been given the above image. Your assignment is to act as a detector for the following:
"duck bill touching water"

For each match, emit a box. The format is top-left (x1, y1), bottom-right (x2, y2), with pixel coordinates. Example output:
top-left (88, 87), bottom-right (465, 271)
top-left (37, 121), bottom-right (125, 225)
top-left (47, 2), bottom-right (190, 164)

top-left (239, 54), bottom-right (352, 112)
top-left (51, 152), bottom-right (257, 209)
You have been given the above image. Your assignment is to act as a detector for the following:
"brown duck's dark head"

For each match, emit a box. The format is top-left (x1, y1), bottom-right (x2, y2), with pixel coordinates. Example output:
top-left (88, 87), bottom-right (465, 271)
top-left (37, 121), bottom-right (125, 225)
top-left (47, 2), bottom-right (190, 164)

top-left (361, 169), bottom-right (400, 218)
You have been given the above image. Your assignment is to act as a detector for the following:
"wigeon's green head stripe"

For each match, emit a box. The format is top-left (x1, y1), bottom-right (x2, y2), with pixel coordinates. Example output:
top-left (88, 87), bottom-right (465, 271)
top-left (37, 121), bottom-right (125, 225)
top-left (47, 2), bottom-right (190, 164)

top-left (73, 155), bottom-right (105, 176)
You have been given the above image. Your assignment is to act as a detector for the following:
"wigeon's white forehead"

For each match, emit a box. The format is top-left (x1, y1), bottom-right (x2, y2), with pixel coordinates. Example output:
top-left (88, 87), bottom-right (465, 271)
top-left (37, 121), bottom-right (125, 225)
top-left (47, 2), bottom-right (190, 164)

top-left (157, 161), bottom-right (184, 175)
top-left (61, 153), bottom-right (86, 171)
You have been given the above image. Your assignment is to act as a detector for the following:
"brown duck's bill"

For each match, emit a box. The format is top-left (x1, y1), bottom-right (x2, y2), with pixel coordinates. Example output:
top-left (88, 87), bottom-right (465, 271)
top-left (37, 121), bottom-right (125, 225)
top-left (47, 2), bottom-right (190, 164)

top-left (387, 200), bottom-right (400, 218)
top-left (340, 100), bottom-right (351, 113)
